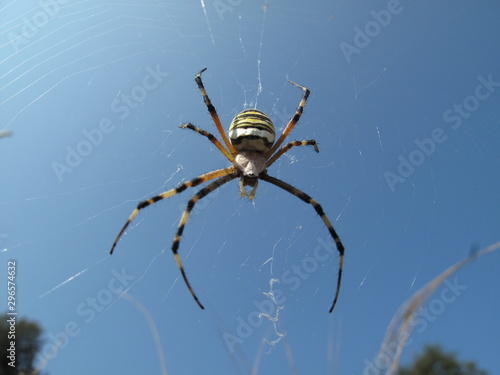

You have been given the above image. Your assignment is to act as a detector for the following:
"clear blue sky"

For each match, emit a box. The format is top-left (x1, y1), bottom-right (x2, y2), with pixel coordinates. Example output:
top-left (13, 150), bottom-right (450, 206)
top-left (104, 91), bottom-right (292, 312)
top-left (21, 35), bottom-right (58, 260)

top-left (1, 1), bottom-right (499, 374)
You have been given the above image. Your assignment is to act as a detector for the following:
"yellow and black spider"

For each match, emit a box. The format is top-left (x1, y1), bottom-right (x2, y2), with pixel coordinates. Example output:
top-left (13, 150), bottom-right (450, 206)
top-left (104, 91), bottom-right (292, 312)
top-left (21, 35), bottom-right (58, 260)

top-left (110, 68), bottom-right (345, 313)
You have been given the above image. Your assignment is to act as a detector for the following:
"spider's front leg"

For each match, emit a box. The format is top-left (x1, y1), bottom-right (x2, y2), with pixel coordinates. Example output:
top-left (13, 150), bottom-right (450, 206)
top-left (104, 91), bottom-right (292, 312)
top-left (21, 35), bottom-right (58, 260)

top-left (109, 167), bottom-right (237, 255)
top-left (259, 173), bottom-right (345, 313)
top-left (172, 172), bottom-right (239, 309)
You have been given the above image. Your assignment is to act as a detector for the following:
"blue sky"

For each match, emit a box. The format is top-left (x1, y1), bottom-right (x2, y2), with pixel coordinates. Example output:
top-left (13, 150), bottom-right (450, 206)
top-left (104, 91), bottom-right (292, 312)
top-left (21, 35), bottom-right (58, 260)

top-left (1, 1), bottom-right (499, 374)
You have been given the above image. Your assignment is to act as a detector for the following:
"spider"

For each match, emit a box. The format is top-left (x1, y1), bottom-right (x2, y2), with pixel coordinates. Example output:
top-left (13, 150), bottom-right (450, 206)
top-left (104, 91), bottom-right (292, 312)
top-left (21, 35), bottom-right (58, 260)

top-left (110, 68), bottom-right (345, 313)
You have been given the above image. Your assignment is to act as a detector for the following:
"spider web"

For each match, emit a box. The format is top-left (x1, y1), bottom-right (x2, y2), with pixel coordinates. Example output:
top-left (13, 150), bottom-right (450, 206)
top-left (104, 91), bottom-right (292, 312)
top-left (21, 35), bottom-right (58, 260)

top-left (1, 1), bottom-right (500, 374)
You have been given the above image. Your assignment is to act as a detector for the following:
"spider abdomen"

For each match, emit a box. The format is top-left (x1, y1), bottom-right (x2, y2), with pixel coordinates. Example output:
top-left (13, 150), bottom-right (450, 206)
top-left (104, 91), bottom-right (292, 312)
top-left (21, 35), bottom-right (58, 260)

top-left (229, 109), bottom-right (275, 152)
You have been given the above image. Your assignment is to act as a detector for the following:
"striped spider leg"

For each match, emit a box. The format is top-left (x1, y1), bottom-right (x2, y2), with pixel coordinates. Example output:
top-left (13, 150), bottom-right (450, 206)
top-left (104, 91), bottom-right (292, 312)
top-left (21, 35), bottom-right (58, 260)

top-left (259, 173), bottom-right (344, 313)
top-left (109, 166), bottom-right (237, 256)
top-left (109, 166), bottom-right (238, 310)
top-left (194, 68), bottom-right (237, 156)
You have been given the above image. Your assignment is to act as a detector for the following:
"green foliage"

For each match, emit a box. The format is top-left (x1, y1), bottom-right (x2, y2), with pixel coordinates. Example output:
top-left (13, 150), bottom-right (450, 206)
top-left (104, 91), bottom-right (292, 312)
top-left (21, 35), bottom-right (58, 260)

top-left (398, 344), bottom-right (489, 375)
top-left (0, 313), bottom-right (44, 375)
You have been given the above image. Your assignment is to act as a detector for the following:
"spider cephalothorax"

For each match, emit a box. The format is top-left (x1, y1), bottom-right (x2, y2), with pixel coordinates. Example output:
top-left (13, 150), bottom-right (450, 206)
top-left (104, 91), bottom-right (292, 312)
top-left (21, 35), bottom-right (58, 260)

top-left (234, 150), bottom-right (267, 199)
top-left (110, 68), bottom-right (345, 313)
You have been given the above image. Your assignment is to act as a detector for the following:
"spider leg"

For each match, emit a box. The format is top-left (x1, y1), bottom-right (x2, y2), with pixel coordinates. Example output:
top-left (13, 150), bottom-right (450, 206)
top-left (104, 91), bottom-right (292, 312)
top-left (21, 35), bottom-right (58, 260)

top-left (266, 140), bottom-right (319, 168)
top-left (180, 123), bottom-right (235, 162)
top-left (195, 68), bottom-right (238, 155)
top-left (109, 166), bottom-right (237, 255)
top-left (259, 173), bottom-right (344, 314)
top-left (172, 172), bottom-right (239, 309)
top-left (265, 80), bottom-right (310, 158)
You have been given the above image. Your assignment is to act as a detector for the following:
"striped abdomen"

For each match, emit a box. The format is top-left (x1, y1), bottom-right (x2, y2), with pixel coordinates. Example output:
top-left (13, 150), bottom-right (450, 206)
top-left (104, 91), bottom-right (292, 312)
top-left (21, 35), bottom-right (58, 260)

top-left (228, 109), bottom-right (275, 152)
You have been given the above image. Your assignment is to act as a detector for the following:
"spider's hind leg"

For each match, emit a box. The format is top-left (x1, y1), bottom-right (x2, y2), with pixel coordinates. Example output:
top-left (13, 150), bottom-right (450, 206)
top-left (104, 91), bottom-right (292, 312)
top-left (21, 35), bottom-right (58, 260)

top-left (180, 123), bottom-right (234, 162)
top-left (194, 68), bottom-right (237, 155)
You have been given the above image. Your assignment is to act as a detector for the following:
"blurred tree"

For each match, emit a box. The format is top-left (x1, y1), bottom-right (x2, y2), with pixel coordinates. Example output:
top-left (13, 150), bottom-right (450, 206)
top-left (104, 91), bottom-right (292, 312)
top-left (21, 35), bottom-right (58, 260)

top-left (398, 344), bottom-right (489, 375)
top-left (0, 313), bottom-right (44, 375)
